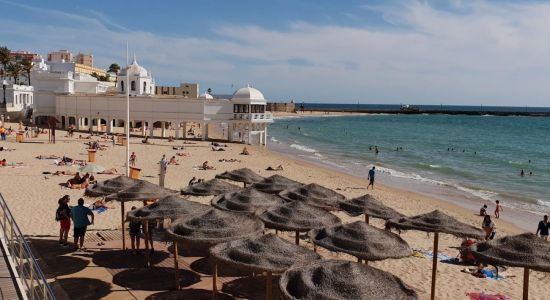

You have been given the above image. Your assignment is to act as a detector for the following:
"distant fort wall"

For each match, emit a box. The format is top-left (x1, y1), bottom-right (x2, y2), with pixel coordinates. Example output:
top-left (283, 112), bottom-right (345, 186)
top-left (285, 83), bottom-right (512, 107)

top-left (267, 101), bottom-right (296, 113)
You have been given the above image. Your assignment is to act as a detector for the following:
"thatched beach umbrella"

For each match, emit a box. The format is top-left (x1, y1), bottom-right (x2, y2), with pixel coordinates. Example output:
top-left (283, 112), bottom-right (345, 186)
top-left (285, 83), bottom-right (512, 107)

top-left (210, 233), bottom-right (321, 299)
top-left (166, 209), bottom-right (264, 290)
top-left (181, 178), bottom-right (241, 196)
top-left (310, 221), bottom-right (411, 264)
top-left (211, 187), bottom-right (285, 214)
top-left (251, 175), bottom-right (303, 194)
top-left (279, 260), bottom-right (418, 300)
top-left (279, 183), bottom-right (345, 211)
top-left (215, 168), bottom-right (264, 187)
top-left (84, 175), bottom-right (138, 197)
top-left (259, 201), bottom-right (341, 245)
top-left (126, 195), bottom-right (209, 222)
top-left (471, 233), bottom-right (550, 300)
top-left (105, 180), bottom-right (176, 252)
top-left (339, 194), bottom-right (404, 224)
top-left (385, 210), bottom-right (484, 300)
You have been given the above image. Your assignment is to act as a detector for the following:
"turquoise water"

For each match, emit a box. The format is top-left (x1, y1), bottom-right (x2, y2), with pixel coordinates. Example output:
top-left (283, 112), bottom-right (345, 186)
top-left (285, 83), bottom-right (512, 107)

top-left (269, 115), bottom-right (550, 213)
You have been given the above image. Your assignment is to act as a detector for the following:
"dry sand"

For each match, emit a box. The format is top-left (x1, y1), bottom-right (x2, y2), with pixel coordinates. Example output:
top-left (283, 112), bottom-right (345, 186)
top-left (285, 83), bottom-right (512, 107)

top-left (0, 122), bottom-right (547, 299)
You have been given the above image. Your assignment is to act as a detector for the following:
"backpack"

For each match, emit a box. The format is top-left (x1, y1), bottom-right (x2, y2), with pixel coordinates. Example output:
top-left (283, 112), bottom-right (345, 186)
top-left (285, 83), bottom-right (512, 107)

top-left (55, 207), bottom-right (67, 221)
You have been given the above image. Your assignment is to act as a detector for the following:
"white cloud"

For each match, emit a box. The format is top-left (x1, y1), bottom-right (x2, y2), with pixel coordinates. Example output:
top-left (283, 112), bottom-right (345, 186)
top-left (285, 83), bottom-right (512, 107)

top-left (1, 0), bottom-right (550, 106)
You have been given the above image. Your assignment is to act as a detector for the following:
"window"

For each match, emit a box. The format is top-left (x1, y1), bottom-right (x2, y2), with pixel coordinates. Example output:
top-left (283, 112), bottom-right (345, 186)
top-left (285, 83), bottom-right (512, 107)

top-left (143, 81), bottom-right (147, 93)
top-left (121, 81), bottom-right (124, 91)
top-left (131, 81), bottom-right (136, 91)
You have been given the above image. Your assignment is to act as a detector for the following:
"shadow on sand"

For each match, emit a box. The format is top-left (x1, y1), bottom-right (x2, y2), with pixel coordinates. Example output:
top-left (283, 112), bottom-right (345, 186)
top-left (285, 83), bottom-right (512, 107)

top-left (112, 267), bottom-right (200, 291)
top-left (92, 249), bottom-right (169, 269)
top-left (145, 289), bottom-right (236, 300)
top-left (26, 238), bottom-right (89, 278)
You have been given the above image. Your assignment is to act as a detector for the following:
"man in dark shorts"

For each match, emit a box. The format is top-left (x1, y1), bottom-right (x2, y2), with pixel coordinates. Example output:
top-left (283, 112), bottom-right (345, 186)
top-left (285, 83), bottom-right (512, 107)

top-left (128, 206), bottom-right (142, 255)
top-left (71, 198), bottom-right (94, 250)
top-left (367, 166), bottom-right (376, 190)
top-left (536, 215), bottom-right (549, 241)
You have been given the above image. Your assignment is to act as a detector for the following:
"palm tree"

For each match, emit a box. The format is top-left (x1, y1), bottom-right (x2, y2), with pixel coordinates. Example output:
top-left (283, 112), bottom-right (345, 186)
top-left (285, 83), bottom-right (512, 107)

top-left (20, 58), bottom-right (33, 85)
top-left (207, 88), bottom-right (212, 94)
top-left (7, 62), bottom-right (22, 84)
top-left (108, 63), bottom-right (120, 74)
top-left (0, 46), bottom-right (11, 79)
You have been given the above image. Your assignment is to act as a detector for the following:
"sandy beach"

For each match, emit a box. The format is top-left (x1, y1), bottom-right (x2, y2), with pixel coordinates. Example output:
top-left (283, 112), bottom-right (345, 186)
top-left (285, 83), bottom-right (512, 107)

top-left (0, 122), bottom-right (547, 299)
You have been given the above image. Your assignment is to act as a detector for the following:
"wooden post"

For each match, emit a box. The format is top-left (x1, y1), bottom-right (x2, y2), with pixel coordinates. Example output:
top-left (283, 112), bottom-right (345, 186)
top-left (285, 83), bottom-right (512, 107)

top-left (212, 263), bottom-right (218, 300)
top-left (144, 220), bottom-right (150, 267)
top-left (430, 232), bottom-right (439, 300)
top-left (365, 214), bottom-right (369, 224)
top-left (523, 268), bottom-right (529, 300)
top-left (295, 231), bottom-right (299, 245)
top-left (266, 271), bottom-right (273, 300)
top-left (364, 260), bottom-right (368, 265)
top-left (173, 241), bottom-right (180, 290)
top-left (121, 202), bottom-right (126, 250)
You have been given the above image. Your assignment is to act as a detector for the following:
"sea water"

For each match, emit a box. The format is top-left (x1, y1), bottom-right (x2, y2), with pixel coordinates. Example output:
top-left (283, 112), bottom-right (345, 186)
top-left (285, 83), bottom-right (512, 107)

top-left (268, 114), bottom-right (550, 215)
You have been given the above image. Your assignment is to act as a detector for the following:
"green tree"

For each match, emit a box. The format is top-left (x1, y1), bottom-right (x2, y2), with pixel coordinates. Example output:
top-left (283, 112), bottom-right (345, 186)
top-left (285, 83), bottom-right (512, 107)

top-left (108, 63), bottom-right (120, 74)
top-left (6, 62), bottom-right (22, 84)
top-left (0, 46), bottom-right (11, 79)
top-left (90, 72), bottom-right (100, 80)
top-left (20, 58), bottom-right (33, 85)
top-left (207, 88), bottom-right (212, 94)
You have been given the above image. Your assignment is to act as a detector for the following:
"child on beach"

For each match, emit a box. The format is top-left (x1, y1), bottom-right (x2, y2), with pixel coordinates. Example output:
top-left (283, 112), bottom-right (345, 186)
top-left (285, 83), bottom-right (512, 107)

top-left (479, 205), bottom-right (487, 216)
top-left (494, 200), bottom-right (503, 219)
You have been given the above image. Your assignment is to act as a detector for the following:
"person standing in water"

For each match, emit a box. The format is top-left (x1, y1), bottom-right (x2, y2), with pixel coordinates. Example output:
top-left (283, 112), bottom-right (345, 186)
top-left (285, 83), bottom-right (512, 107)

top-left (367, 166), bottom-right (376, 190)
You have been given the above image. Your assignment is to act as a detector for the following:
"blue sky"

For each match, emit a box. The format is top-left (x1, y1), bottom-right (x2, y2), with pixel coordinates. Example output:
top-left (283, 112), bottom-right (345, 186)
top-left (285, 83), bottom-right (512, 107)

top-left (1, 0), bottom-right (550, 106)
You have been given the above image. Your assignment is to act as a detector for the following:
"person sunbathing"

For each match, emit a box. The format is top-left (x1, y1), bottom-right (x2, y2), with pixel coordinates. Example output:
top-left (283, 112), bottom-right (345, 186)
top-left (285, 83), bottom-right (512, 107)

top-left (172, 146), bottom-right (185, 150)
top-left (98, 168), bottom-right (120, 175)
top-left (266, 165), bottom-right (284, 171)
top-left (0, 159), bottom-right (7, 167)
top-left (0, 147), bottom-right (14, 152)
top-left (212, 146), bottom-right (225, 151)
top-left (240, 147), bottom-right (250, 155)
top-left (202, 161), bottom-right (215, 170)
top-left (176, 152), bottom-right (189, 157)
top-left (53, 170), bottom-right (76, 176)
top-left (168, 156), bottom-right (179, 165)
top-left (92, 199), bottom-right (112, 210)
top-left (36, 154), bottom-right (60, 159)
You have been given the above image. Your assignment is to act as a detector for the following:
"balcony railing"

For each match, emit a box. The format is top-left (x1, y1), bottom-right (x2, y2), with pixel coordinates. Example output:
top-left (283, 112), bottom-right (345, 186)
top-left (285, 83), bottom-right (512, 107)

top-left (233, 112), bottom-right (273, 121)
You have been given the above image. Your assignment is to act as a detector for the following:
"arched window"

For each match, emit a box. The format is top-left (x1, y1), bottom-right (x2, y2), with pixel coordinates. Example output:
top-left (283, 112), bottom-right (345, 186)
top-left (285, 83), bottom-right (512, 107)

top-left (131, 81), bottom-right (136, 91)
top-left (121, 80), bottom-right (124, 92)
top-left (143, 81), bottom-right (147, 93)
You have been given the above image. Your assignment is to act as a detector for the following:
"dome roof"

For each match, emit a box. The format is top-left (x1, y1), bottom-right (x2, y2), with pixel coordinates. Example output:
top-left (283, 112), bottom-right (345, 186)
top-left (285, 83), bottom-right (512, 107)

top-left (121, 55), bottom-right (149, 77)
top-left (198, 92), bottom-right (214, 99)
top-left (231, 84), bottom-right (265, 101)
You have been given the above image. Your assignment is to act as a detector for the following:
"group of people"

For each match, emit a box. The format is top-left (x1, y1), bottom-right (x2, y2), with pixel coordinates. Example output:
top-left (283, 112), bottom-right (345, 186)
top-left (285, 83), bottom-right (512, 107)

top-left (188, 177), bottom-right (206, 185)
top-left (56, 195), bottom-right (94, 249)
top-left (479, 200), bottom-right (503, 240)
top-left (66, 172), bottom-right (95, 189)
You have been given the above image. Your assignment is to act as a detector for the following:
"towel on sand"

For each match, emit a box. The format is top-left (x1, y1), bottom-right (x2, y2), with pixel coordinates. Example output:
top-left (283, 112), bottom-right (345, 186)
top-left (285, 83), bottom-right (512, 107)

top-left (466, 292), bottom-right (508, 300)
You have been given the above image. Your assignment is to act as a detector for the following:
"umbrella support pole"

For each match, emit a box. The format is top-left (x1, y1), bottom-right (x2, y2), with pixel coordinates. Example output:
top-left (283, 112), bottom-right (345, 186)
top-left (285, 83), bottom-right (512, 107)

top-left (523, 268), bottom-right (529, 300)
top-left (430, 232), bottom-right (439, 300)
top-left (364, 260), bottom-right (368, 265)
top-left (295, 231), bottom-right (299, 245)
top-left (266, 271), bottom-right (273, 300)
top-left (143, 220), bottom-right (150, 267)
top-left (173, 241), bottom-right (179, 290)
top-left (212, 263), bottom-right (218, 300)
top-left (365, 214), bottom-right (369, 224)
top-left (121, 202), bottom-right (126, 250)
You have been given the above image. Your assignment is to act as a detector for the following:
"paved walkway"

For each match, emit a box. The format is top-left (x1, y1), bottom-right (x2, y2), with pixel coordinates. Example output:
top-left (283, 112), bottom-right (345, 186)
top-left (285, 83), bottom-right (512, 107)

top-left (0, 243), bottom-right (22, 300)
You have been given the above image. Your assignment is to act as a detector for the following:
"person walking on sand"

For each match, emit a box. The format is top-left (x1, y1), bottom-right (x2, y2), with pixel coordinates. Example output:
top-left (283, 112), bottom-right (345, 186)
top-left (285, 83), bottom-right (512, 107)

top-left (128, 206), bottom-right (142, 254)
top-left (159, 154), bottom-right (168, 187)
top-left (367, 166), bottom-right (376, 190)
top-left (482, 215), bottom-right (496, 240)
top-left (130, 152), bottom-right (137, 166)
top-left (494, 200), bottom-right (503, 219)
top-left (536, 215), bottom-right (550, 241)
top-left (56, 195), bottom-right (71, 247)
top-left (71, 198), bottom-right (94, 250)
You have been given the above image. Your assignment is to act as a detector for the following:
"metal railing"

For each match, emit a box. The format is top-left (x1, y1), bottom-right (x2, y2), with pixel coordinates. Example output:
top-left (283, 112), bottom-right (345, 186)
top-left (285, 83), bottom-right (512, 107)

top-left (0, 193), bottom-right (56, 300)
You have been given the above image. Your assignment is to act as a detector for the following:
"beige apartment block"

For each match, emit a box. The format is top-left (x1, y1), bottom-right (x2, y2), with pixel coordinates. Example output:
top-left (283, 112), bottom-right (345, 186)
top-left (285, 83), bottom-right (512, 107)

top-left (155, 83), bottom-right (199, 98)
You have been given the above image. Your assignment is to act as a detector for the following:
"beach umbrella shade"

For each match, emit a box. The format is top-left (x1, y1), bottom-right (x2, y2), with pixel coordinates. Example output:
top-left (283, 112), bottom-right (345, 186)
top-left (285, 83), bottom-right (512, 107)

top-left (78, 164), bottom-right (106, 174)
top-left (259, 201), bottom-right (341, 245)
top-left (251, 175), bottom-right (303, 194)
top-left (279, 260), bottom-right (418, 300)
top-left (210, 233), bottom-right (321, 299)
top-left (310, 221), bottom-right (411, 263)
top-left (180, 178), bottom-right (241, 196)
top-left (84, 175), bottom-right (139, 197)
top-left (339, 194), bottom-right (404, 224)
top-left (278, 183), bottom-right (346, 211)
top-left (215, 168), bottom-right (264, 187)
top-left (471, 233), bottom-right (550, 300)
top-left (126, 195), bottom-right (209, 222)
top-left (211, 187), bottom-right (285, 214)
top-left (385, 210), bottom-right (484, 300)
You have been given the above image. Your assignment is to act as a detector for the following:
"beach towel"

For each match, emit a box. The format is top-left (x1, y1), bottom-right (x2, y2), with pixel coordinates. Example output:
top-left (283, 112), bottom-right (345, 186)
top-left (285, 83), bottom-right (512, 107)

top-left (466, 292), bottom-right (508, 300)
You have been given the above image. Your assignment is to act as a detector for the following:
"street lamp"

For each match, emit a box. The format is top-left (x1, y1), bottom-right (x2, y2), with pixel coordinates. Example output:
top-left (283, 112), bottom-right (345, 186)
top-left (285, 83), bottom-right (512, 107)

top-left (2, 80), bottom-right (7, 104)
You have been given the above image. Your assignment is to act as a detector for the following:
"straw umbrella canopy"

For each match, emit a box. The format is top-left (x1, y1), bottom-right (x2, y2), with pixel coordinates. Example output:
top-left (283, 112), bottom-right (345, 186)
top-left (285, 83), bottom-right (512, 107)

top-left (339, 194), bottom-right (404, 224)
top-left (259, 201), bottom-right (341, 245)
top-left (279, 183), bottom-right (345, 211)
top-left (215, 168), bottom-right (264, 187)
top-left (251, 175), bottom-right (303, 194)
top-left (210, 233), bottom-right (322, 299)
top-left (126, 195), bottom-right (209, 222)
top-left (310, 221), bottom-right (411, 263)
top-left (180, 178), bottom-right (241, 196)
top-left (385, 210), bottom-right (484, 300)
top-left (211, 187), bottom-right (285, 214)
top-left (471, 233), bottom-right (550, 300)
top-left (279, 260), bottom-right (418, 300)
top-left (84, 175), bottom-right (139, 197)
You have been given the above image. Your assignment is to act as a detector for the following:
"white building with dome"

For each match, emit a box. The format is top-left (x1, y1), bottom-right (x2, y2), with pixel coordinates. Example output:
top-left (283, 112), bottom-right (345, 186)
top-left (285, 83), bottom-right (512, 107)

top-left (116, 56), bottom-right (155, 96)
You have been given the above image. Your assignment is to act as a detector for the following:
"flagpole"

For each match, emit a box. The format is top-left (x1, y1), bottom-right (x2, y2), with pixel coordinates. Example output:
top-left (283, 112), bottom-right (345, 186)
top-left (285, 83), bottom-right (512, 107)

top-left (125, 41), bottom-right (130, 177)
